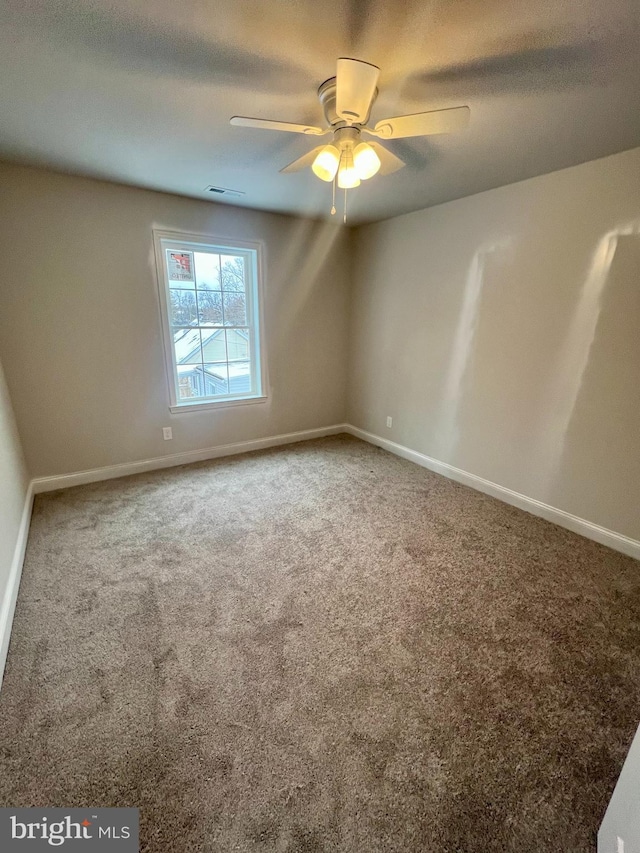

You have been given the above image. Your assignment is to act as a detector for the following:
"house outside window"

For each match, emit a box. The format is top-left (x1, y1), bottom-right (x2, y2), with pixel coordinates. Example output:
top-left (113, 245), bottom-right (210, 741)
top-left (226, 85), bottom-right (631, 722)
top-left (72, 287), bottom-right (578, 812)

top-left (153, 230), bottom-right (266, 412)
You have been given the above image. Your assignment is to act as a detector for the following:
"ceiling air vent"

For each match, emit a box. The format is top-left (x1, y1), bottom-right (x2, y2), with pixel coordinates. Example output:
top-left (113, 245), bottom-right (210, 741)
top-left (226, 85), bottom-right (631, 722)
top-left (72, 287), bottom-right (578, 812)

top-left (204, 185), bottom-right (245, 198)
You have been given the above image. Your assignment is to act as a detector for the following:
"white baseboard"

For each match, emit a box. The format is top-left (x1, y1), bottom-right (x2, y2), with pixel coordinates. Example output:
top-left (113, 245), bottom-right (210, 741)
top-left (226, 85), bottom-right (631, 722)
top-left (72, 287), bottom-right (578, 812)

top-left (30, 423), bottom-right (640, 559)
top-left (0, 483), bottom-right (34, 687)
top-left (32, 424), bottom-right (348, 493)
top-left (345, 424), bottom-right (640, 561)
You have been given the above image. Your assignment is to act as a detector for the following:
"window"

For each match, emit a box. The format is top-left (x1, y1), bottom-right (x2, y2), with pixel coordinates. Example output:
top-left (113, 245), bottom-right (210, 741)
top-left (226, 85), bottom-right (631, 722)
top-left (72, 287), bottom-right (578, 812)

top-left (153, 231), bottom-right (265, 413)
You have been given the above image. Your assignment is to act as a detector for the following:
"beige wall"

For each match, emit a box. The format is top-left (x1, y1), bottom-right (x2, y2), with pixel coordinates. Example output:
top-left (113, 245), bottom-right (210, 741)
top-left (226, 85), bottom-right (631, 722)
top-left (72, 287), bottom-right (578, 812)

top-left (0, 163), bottom-right (350, 478)
top-left (0, 355), bottom-right (29, 623)
top-left (348, 147), bottom-right (640, 541)
top-left (1, 150), bottom-right (639, 540)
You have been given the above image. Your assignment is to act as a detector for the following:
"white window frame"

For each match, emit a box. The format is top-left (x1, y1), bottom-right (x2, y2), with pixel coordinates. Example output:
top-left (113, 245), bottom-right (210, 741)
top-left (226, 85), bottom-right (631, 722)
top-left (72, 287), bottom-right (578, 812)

top-left (153, 229), bottom-right (267, 414)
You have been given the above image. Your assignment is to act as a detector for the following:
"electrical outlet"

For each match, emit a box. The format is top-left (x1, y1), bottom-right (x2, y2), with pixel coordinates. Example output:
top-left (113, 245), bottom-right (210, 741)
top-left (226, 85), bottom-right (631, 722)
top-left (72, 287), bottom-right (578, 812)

top-left (386, 416), bottom-right (393, 429)
top-left (618, 837), bottom-right (624, 853)
top-left (162, 427), bottom-right (173, 440)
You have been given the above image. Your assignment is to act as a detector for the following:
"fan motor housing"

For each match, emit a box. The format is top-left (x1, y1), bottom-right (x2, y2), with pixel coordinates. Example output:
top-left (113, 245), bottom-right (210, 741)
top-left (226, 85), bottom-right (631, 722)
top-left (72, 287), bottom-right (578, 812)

top-left (318, 77), bottom-right (378, 128)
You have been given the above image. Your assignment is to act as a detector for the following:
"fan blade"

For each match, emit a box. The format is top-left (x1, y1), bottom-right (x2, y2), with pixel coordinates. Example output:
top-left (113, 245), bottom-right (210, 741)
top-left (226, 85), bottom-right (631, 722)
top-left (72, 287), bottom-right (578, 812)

top-left (372, 106), bottom-right (470, 139)
top-left (230, 117), bottom-right (327, 136)
top-left (335, 57), bottom-right (380, 124)
top-left (367, 142), bottom-right (405, 176)
top-left (280, 146), bottom-right (326, 173)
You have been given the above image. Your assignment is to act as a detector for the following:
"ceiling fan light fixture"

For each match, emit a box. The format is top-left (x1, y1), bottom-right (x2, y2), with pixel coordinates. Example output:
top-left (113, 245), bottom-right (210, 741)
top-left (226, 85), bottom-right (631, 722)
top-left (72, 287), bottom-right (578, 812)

top-left (231, 58), bottom-right (470, 219)
top-left (312, 144), bottom-right (340, 182)
top-left (353, 142), bottom-right (381, 180)
top-left (337, 146), bottom-right (360, 189)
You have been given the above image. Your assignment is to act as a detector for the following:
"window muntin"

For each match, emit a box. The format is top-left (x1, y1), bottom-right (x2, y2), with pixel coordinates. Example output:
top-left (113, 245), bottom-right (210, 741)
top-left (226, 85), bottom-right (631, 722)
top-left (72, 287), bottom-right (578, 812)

top-left (154, 232), bottom-right (264, 411)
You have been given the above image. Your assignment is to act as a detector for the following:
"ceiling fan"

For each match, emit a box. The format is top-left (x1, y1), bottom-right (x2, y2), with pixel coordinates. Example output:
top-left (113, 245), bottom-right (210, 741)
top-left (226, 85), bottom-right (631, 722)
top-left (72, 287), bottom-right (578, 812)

top-left (230, 57), bottom-right (470, 218)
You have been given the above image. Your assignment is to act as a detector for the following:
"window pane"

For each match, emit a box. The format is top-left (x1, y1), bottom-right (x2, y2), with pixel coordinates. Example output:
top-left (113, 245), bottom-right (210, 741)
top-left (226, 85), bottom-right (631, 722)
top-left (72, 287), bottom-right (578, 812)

top-left (201, 328), bottom-right (227, 362)
top-left (173, 328), bottom-right (202, 365)
top-left (194, 252), bottom-right (221, 290)
top-left (227, 359), bottom-right (252, 395)
top-left (198, 289), bottom-right (223, 326)
top-left (220, 255), bottom-right (246, 292)
top-left (226, 328), bottom-right (249, 361)
top-left (167, 250), bottom-right (195, 287)
top-left (203, 363), bottom-right (229, 395)
top-left (177, 366), bottom-right (206, 400)
top-left (222, 291), bottom-right (247, 326)
top-left (169, 289), bottom-right (197, 325)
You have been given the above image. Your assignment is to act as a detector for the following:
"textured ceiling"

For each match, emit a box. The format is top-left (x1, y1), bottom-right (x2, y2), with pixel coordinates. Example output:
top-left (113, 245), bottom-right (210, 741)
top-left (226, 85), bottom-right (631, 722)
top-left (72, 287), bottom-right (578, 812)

top-left (0, 0), bottom-right (639, 223)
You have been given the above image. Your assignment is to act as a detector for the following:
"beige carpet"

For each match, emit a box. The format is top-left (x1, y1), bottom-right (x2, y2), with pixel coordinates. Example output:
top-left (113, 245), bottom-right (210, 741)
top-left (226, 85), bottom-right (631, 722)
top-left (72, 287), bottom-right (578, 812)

top-left (1, 434), bottom-right (638, 852)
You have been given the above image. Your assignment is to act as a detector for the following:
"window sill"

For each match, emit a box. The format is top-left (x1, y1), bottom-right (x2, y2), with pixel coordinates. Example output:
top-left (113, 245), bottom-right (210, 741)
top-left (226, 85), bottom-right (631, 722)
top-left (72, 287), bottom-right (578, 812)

top-left (169, 395), bottom-right (268, 414)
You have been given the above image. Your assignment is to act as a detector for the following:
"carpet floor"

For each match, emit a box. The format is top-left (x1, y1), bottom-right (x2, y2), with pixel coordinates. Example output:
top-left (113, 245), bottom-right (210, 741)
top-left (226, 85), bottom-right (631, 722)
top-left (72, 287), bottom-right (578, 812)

top-left (0, 434), bottom-right (639, 852)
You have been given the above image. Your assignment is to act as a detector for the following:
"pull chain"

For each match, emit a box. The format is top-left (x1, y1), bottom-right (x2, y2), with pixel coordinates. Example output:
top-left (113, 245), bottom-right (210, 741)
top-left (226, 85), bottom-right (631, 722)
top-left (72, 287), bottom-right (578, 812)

top-left (330, 175), bottom-right (336, 216)
top-left (343, 188), bottom-right (348, 224)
